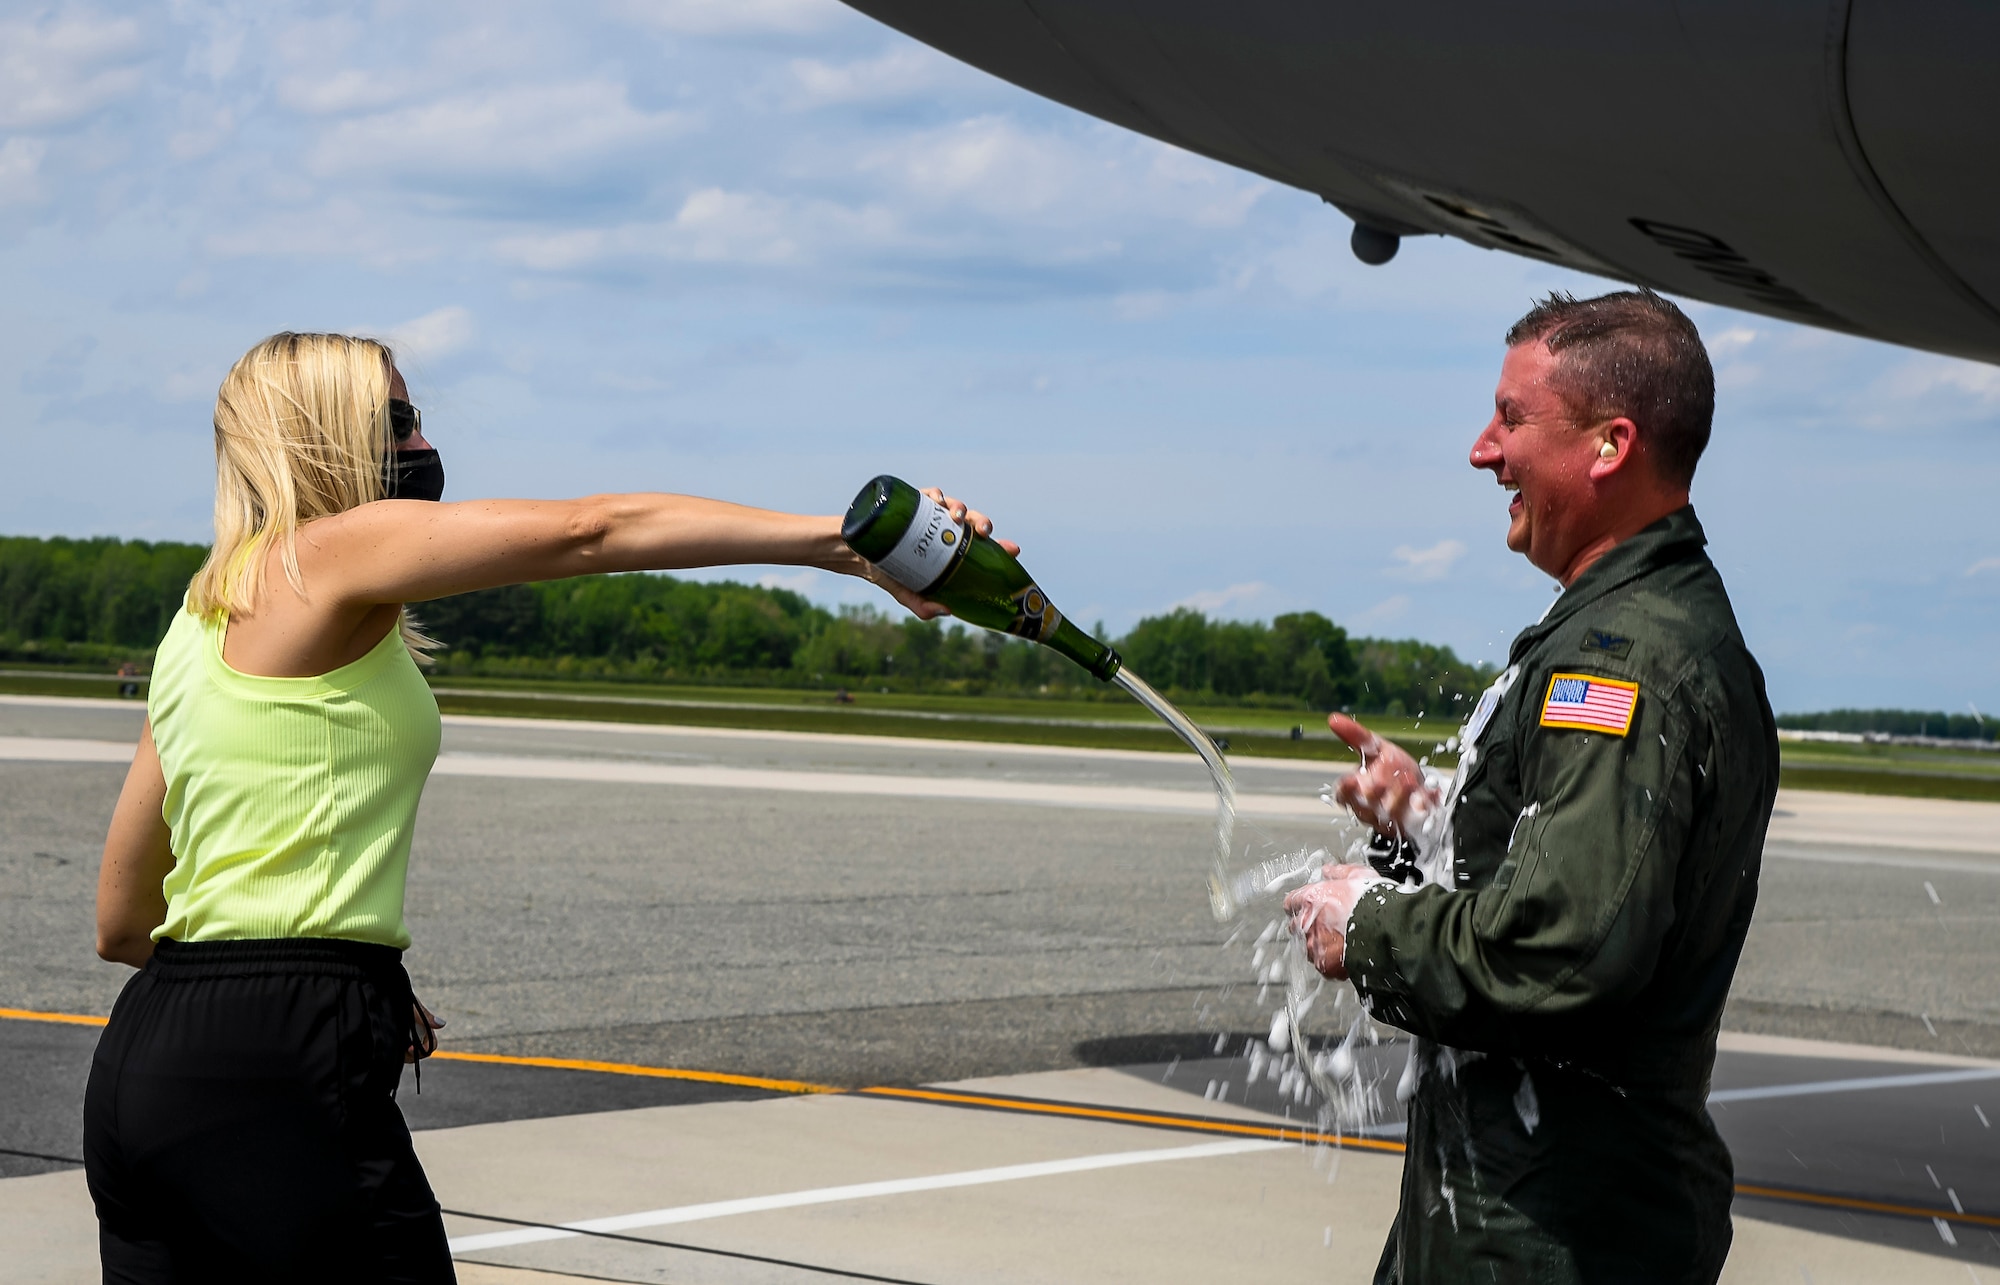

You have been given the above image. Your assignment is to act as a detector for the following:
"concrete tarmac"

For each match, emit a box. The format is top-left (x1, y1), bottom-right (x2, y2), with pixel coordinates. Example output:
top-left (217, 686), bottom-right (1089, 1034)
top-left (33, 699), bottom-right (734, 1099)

top-left (7, 695), bottom-right (2000, 1281)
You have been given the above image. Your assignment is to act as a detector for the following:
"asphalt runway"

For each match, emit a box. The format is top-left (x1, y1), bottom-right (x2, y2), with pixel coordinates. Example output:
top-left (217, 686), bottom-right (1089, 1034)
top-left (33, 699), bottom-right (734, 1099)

top-left (6, 694), bottom-right (2000, 1279)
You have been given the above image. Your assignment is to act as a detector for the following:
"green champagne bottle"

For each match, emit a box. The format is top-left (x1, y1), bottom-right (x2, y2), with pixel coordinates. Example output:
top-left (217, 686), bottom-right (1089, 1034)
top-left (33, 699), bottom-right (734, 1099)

top-left (842, 475), bottom-right (1122, 682)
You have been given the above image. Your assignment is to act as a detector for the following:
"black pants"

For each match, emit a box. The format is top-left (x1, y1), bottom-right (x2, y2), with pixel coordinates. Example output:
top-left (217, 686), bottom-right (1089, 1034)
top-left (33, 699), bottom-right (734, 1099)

top-left (83, 938), bottom-right (455, 1284)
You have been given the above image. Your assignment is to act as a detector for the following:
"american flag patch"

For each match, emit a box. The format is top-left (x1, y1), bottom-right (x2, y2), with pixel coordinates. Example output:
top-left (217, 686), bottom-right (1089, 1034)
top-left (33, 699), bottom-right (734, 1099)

top-left (1539, 672), bottom-right (1640, 735)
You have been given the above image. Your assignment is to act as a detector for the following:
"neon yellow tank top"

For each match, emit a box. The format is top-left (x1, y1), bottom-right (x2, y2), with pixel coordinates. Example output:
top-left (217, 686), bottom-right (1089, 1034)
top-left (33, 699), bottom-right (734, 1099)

top-left (147, 604), bottom-right (441, 947)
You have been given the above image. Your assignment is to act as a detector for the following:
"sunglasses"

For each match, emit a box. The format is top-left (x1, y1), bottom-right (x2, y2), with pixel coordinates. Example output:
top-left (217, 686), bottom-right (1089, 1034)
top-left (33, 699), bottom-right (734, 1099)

top-left (388, 398), bottom-right (422, 442)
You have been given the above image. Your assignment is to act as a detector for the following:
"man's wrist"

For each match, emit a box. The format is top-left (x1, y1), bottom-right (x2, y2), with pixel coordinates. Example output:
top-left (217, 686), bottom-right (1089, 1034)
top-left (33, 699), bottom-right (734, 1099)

top-left (1338, 888), bottom-right (1394, 996)
top-left (1326, 928), bottom-right (1349, 981)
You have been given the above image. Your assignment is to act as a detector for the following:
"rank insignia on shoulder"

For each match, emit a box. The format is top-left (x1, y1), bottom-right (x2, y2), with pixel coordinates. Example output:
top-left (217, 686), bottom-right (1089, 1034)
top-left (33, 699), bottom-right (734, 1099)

top-left (1540, 672), bottom-right (1639, 735)
top-left (1580, 629), bottom-right (1633, 658)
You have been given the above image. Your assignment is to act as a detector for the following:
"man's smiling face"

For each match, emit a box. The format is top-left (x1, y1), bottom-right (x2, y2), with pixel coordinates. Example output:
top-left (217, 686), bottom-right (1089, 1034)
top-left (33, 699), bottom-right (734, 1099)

top-left (1469, 342), bottom-right (1604, 581)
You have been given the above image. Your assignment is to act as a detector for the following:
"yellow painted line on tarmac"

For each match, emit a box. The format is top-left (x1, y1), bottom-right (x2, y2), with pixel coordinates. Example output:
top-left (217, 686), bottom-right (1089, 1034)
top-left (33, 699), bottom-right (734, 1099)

top-left (7, 1004), bottom-right (1993, 1231)
top-left (0, 1009), bottom-right (834, 1094)
top-left (857, 1085), bottom-right (1405, 1153)
top-left (0, 1006), bottom-right (108, 1027)
top-left (426, 1049), bottom-right (839, 1096)
top-left (1733, 1182), bottom-right (2000, 1230)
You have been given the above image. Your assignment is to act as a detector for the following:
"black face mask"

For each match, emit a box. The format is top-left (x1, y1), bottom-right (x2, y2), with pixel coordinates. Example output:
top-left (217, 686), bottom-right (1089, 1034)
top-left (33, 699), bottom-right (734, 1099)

top-left (383, 449), bottom-right (446, 502)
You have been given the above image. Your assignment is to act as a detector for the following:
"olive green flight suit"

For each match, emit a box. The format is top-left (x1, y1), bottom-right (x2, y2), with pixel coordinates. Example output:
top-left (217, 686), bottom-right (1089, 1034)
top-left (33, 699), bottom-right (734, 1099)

top-left (1343, 507), bottom-right (1779, 1285)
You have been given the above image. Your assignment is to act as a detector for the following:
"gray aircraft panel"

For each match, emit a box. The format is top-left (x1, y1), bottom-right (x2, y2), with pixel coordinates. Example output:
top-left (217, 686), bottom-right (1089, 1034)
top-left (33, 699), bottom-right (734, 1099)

top-left (1849, 0), bottom-right (2000, 316)
top-left (844, 0), bottom-right (2000, 364)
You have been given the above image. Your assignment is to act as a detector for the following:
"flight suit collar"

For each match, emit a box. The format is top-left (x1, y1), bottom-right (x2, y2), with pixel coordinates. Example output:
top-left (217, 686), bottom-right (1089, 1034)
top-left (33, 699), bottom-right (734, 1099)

top-left (1509, 506), bottom-right (1708, 664)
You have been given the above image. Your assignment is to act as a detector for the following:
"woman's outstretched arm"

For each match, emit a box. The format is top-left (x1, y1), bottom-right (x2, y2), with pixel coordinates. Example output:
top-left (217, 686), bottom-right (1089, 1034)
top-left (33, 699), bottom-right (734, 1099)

top-left (295, 489), bottom-right (1009, 613)
top-left (97, 720), bottom-right (173, 967)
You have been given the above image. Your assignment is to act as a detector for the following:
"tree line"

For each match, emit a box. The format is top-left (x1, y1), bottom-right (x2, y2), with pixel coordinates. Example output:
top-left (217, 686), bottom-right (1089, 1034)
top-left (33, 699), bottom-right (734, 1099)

top-left (0, 534), bottom-right (1493, 713)
top-left (0, 536), bottom-right (207, 658)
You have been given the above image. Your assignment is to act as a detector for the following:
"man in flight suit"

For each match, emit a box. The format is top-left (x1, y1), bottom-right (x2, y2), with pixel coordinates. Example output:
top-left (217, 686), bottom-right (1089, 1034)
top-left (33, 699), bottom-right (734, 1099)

top-left (1287, 290), bottom-right (1779, 1284)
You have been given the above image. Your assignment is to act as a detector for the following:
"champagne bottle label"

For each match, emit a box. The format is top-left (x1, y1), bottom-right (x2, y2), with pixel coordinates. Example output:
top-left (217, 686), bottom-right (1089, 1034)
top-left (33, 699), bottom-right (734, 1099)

top-left (875, 490), bottom-right (966, 593)
top-left (1006, 583), bottom-right (1063, 643)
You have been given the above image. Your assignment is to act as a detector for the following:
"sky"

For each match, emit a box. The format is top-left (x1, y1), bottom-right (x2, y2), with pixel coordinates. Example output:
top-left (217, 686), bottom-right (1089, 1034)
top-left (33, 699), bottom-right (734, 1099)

top-left (2, 0), bottom-right (1997, 715)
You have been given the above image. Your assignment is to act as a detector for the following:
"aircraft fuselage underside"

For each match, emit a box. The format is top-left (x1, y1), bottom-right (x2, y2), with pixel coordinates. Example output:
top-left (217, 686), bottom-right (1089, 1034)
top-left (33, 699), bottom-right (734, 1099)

top-left (845, 0), bottom-right (2000, 364)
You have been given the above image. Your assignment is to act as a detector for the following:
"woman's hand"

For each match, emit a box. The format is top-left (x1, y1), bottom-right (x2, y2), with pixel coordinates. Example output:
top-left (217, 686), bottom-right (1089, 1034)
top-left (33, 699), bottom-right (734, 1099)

top-left (842, 487), bottom-right (1018, 620)
top-left (406, 1001), bottom-right (445, 1063)
top-left (920, 487), bottom-right (1016, 555)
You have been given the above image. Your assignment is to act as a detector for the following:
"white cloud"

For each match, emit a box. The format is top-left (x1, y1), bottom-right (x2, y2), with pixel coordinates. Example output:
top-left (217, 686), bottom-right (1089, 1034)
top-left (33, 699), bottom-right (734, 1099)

top-left (595, 371), bottom-right (671, 394)
top-left (1353, 595), bottom-right (1413, 628)
top-left (757, 569), bottom-right (823, 594)
top-left (183, 14), bottom-right (247, 84)
top-left (491, 227), bottom-right (611, 272)
top-left (963, 367), bottom-right (1054, 396)
top-left (856, 116), bottom-right (1264, 234)
top-left (493, 188), bottom-right (897, 271)
top-left (862, 116), bottom-right (1079, 217)
top-left (168, 108), bottom-right (233, 161)
top-left (667, 187), bottom-right (803, 263)
top-left (1967, 557), bottom-right (2000, 578)
top-left (616, 0), bottom-right (843, 36)
top-left (277, 68), bottom-right (408, 116)
top-left (1390, 539), bottom-right (1468, 582)
top-left (1807, 351), bottom-right (2000, 432)
top-left (0, 9), bottom-right (145, 129)
top-left (1707, 326), bottom-right (1758, 358)
top-left (202, 197), bottom-right (429, 266)
top-left (0, 137), bottom-right (48, 206)
top-left (309, 81), bottom-right (695, 183)
top-left (1144, 144), bottom-right (1266, 229)
top-left (1885, 355), bottom-right (2000, 407)
top-left (381, 306), bottom-right (475, 363)
top-left (786, 46), bottom-right (947, 107)
top-left (159, 370), bottom-right (214, 402)
top-left (1173, 581), bottom-right (1277, 616)
top-left (1112, 290), bottom-right (1172, 321)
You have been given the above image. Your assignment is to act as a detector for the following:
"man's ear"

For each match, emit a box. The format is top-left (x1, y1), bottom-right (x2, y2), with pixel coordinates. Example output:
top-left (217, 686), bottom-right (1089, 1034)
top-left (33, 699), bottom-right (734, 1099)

top-left (1589, 417), bottom-right (1639, 480)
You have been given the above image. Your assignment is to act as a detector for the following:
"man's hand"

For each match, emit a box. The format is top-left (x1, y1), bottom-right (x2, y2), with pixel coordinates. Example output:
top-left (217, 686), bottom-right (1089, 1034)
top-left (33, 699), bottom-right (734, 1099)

top-left (1283, 863), bottom-right (1379, 980)
top-left (1328, 713), bottom-right (1441, 840)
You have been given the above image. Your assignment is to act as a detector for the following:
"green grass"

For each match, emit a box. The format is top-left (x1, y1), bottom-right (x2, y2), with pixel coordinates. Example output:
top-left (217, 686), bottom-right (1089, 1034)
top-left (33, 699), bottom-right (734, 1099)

top-left (7, 670), bottom-right (1996, 803)
top-left (1773, 736), bottom-right (2000, 802)
top-left (1775, 736), bottom-right (2000, 778)
top-left (0, 669), bottom-right (148, 700)
top-left (1777, 766), bottom-right (2000, 803)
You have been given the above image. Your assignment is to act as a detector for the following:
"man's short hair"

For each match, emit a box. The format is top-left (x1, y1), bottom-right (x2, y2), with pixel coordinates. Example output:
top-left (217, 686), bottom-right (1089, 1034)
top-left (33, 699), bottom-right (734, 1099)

top-left (1505, 289), bottom-right (1715, 488)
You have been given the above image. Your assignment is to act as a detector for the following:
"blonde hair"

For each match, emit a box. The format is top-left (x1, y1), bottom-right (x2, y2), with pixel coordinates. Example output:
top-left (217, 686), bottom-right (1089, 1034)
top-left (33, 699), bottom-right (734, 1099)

top-left (188, 332), bottom-right (431, 655)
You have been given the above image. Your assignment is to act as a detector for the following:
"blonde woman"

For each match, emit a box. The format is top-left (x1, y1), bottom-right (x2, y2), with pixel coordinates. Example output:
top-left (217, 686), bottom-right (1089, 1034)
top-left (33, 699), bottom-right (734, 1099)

top-left (84, 331), bottom-right (1003, 1282)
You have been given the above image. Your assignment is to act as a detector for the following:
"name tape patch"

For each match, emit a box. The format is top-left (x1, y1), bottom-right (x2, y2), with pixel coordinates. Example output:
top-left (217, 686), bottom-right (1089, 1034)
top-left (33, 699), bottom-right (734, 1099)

top-left (1540, 672), bottom-right (1639, 735)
